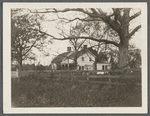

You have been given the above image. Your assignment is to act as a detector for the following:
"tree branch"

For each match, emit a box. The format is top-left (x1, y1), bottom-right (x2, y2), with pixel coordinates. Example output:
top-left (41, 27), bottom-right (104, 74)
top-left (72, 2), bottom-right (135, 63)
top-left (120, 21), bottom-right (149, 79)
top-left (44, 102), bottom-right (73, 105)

top-left (130, 11), bottom-right (141, 21)
top-left (39, 30), bottom-right (119, 47)
top-left (32, 8), bottom-right (121, 34)
top-left (32, 8), bottom-right (106, 19)
top-left (129, 25), bottom-right (141, 38)
top-left (57, 17), bottom-right (102, 23)
top-left (22, 34), bottom-right (45, 56)
top-left (77, 39), bottom-right (87, 50)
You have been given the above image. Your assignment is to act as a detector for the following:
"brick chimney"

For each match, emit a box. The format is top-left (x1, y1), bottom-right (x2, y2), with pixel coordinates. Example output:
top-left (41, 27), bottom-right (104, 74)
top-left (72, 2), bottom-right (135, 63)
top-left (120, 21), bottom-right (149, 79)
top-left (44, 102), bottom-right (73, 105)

top-left (84, 45), bottom-right (87, 49)
top-left (67, 47), bottom-right (71, 52)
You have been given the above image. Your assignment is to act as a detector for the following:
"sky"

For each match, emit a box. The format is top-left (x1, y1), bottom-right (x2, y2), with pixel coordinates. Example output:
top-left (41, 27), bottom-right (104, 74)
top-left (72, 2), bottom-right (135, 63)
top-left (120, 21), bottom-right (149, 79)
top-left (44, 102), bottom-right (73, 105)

top-left (23, 8), bottom-right (142, 66)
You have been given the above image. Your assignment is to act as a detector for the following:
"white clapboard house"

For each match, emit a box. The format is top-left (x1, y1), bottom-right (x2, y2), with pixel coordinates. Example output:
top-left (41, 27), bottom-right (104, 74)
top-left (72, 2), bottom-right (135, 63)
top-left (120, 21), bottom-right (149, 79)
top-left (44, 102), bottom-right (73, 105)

top-left (51, 45), bottom-right (111, 71)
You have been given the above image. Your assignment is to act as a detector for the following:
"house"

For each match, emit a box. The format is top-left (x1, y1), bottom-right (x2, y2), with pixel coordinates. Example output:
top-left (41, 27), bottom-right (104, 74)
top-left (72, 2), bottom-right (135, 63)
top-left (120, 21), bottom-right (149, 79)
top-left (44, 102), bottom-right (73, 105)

top-left (51, 45), bottom-right (111, 70)
top-left (96, 52), bottom-right (111, 70)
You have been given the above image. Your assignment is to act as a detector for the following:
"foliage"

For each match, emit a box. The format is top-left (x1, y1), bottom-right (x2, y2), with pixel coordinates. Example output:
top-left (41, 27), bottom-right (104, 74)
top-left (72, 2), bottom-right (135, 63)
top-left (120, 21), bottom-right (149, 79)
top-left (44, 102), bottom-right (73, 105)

top-left (128, 47), bottom-right (141, 68)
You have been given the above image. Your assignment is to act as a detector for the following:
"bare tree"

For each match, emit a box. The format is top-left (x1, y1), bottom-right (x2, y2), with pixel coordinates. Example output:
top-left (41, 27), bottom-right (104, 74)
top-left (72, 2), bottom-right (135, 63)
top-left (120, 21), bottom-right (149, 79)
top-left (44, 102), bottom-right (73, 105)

top-left (11, 9), bottom-right (49, 71)
top-left (32, 8), bottom-right (141, 68)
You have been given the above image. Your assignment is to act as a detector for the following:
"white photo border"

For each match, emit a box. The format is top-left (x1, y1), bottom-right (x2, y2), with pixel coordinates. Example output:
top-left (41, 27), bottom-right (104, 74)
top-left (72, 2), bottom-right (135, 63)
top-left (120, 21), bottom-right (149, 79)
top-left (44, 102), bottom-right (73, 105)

top-left (3, 2), bottom-right (148, 114)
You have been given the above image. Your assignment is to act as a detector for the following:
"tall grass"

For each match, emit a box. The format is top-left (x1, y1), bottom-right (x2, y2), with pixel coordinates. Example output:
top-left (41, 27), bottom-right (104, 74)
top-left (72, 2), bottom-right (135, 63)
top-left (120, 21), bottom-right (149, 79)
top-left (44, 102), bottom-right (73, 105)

top-left (11, 75), bottom-right (141, 107)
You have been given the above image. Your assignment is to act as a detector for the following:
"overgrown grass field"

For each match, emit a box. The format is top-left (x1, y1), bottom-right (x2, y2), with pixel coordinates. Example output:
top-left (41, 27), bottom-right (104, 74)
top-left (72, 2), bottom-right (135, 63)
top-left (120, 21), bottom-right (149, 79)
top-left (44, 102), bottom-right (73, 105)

top-left (11, 75), bottom-right (141, 107)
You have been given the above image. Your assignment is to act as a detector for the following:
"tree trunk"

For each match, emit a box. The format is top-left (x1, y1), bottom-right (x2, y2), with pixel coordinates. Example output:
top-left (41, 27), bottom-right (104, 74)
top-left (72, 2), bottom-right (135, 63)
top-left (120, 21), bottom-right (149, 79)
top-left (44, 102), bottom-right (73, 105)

top-left (19, 46), bottom-right (23, 71)
top-left (19, 59), bottom-right (22, 71)
top-left (74, 51), bottom-right (78, 70)
top-left (119, 44), bottom-right (128, 68)
top-left (118, 29), bottom-right (130, 68)
top-left (94, 57), bottom-right (98, 70)
top-left (118, 9), bottom-right (130, 68)
top-left (18, 46), bottom-right (22, 82)
top-left (118, 23), bottom-right (129, 68)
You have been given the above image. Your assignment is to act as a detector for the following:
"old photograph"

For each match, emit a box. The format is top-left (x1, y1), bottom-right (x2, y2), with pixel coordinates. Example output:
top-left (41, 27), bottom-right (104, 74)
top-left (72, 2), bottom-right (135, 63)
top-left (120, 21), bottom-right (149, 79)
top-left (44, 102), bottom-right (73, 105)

top-left (3, 3), bottom-right (147, 114)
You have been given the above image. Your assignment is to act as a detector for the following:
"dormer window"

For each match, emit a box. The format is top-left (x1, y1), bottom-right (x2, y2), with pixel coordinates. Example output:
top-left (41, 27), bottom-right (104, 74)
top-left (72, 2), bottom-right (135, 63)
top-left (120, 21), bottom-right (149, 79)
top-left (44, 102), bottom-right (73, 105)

top-left (82, 57), bottom-right (84, 61)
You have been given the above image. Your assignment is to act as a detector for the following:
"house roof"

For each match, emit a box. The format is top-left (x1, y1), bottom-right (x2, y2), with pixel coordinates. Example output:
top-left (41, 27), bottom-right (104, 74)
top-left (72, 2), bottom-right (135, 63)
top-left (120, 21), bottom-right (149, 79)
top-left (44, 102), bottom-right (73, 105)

top-left (51, 52), bottom-right (70, 63)
top-left (51, 48), bottom-right (96, 64)
top-left (51, 47), bottom-right (111, 64)
top-left (67, 49), bottom-right (96, 59)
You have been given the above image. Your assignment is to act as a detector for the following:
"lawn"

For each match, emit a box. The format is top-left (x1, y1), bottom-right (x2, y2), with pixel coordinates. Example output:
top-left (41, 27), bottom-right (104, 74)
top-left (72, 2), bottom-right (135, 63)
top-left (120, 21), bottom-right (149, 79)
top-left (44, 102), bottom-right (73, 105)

top-left (11, 75), bottom-right (141, 107)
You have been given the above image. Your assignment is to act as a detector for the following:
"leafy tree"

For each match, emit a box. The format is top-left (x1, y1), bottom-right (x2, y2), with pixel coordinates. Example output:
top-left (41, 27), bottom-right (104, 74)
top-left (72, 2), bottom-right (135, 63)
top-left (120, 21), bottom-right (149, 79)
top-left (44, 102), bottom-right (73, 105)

top-left (128, 45), bottom-right (141, 68)
top-left (11, 9), bottom-right (48, 71)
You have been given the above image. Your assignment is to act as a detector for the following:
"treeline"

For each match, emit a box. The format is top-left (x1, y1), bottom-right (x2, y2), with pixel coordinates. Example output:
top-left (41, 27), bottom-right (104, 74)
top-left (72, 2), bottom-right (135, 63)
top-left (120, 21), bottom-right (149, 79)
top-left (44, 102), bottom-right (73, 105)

top-left (11, 64), bottom-right (51, 71)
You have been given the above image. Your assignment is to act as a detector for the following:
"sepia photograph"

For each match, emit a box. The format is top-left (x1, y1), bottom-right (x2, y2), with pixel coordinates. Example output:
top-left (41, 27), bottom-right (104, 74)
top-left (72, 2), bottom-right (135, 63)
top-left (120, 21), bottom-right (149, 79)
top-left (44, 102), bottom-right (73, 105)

top-left (3, 2), bottom-right (147, 114)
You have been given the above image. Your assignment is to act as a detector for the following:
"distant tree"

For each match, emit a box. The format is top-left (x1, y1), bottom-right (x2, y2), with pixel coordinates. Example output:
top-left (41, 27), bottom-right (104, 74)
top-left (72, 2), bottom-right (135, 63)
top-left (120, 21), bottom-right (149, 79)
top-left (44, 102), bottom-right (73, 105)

top-left (128, 46), bottom-right (141, 68)
top-left (36, 64), bottom-right (46, 70)
top-left (109, 45), bottom-right (141, 69)
top-left (11, 9), bottom-right (49, 71)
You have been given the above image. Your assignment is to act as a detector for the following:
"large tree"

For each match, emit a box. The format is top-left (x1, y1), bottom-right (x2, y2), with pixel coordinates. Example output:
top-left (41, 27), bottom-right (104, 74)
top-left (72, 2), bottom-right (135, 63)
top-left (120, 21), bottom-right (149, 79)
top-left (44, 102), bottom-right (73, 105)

top-left (33, 8), bottom-right (141, 68)
top-left (11, 9), bottom-right (48, 71)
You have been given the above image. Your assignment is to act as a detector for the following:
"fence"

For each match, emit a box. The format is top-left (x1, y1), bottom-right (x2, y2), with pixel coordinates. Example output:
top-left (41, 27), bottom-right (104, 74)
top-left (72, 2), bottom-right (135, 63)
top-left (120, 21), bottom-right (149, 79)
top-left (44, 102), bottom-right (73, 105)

top-left (12, 68), bottom-right (141, 77)
top-left (12, 68), bottom-right (141, 86)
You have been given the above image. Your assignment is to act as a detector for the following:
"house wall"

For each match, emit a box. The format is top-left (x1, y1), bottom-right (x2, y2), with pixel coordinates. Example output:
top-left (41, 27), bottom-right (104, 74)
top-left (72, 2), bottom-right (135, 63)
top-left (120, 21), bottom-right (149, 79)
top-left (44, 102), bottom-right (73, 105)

top-left (52, 50), bottom-right (112, 71)
top-left (51, 63), bottom-right (57, 70)
top-left (61, 58), bottom-right (74, 64)
top-left (97, 63), bottom-right (111, 70)
top-left (77, 52), bottom-right (95, 70)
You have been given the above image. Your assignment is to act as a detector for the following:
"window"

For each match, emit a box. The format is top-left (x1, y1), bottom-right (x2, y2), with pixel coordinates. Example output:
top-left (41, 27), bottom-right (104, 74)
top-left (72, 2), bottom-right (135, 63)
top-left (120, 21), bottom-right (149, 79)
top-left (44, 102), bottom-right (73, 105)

top-left (105, 66), bottom-right (107, 70)
top-left (79, 66), bottom-right (81, 70)
top-left (82, 57), bottom-right (84, 61)
top-left (82, 66), bottom-right (84, 70)
top-left (102, 65), bottom-right (105, 70)
top-left (89, 58), bottom-right (92, 61)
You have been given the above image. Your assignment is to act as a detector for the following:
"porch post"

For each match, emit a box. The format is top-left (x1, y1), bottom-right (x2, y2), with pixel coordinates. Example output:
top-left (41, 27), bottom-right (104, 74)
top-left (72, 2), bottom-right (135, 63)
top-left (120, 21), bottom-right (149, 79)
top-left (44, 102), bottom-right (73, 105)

top-left (68, 58), bottom-right (69, 70)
